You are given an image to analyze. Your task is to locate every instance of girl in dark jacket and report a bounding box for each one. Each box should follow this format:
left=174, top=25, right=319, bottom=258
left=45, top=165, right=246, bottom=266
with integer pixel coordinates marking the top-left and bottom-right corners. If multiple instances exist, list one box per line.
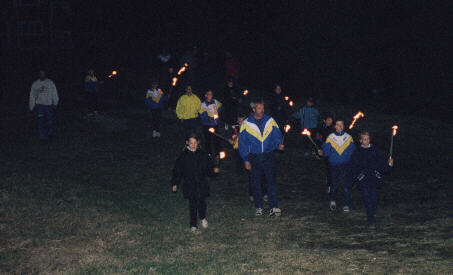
left=172, top=134, right=219, bottom=233
left=348, top=131, right=394, bottom=225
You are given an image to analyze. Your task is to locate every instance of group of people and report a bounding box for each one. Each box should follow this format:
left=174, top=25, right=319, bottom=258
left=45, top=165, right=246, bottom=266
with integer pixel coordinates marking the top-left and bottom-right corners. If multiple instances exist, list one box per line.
left=28, top=67, right=395, bottom=234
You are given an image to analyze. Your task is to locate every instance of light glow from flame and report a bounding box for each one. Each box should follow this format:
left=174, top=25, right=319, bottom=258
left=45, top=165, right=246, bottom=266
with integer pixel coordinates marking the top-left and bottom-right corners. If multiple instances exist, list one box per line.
left=177, top=66, right=186, bottom=75
left=284, top=96, right=289, bottom=101
left=208, top=128, right=215, bottom=133
left=243, top=90, right=249, bottom=96
left=289, top=100, right=294, bottom=107
left=219, top=151, right=226, bottom=159
left=301, top=129, right=311, bottom=136
left=284, top=124, right=291, bottom=133
left=108, top=70, right=118, bottom=78
left=213, top=114, right=219, bottom=120
left=392, top=125, right=399, bottom=136
left=172, top=77, right=178, bottom=86
left=348, top=111, right=365, bottom=129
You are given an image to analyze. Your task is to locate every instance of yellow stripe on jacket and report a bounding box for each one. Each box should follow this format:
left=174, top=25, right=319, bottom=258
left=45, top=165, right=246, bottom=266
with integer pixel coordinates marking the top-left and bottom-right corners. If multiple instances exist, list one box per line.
left=325, top=136, right=353, bottom=155
left=176, top=94, right=201, bottom=120
left=240, top=118, right=279, bottom=142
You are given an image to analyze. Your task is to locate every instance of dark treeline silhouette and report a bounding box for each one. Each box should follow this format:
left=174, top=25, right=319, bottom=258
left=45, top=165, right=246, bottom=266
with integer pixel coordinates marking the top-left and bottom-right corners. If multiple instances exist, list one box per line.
left=1, top=1, right=451, bottom=121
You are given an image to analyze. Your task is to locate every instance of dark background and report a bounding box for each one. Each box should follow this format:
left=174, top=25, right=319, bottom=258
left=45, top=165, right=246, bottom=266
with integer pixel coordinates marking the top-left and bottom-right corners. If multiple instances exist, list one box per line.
left=1, top=1, right=452, bottom=120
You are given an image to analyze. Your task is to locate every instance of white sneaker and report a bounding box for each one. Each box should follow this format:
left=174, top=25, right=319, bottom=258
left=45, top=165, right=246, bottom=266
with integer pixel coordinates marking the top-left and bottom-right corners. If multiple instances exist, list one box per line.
left=152, top=130, right=157, bottom=138
left=225, top=124, right=229, bottom=131
left=269, top=208, right=281, bottom=217
left=330, top=201, right=336, bottom=211
left=255, top=208, right=263, bottom=216
left=249, top=196, right=254, bottom=202
left=263, top=195, right=268, bottom=202
left=190, top=227, right=198, bottom=233
left=343, top=206, right=350, bottom=213
left=327, top=186, right=330, bottom=193
left=156, top=131, right=161, bottom=137
left=201, top=219, right=208, bottom=229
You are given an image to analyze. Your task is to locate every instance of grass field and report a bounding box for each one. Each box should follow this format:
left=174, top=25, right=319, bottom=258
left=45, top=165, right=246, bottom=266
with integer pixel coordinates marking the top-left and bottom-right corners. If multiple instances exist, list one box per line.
left=1, top=104, right=452, bottom=274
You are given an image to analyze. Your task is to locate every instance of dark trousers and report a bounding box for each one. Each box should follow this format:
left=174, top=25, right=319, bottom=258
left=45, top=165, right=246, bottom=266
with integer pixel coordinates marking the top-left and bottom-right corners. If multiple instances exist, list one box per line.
left=329, top=164, right=351, bottom=207
left=188, top=196, right=207, bottom=227
left=36, top=105, right=54, bottom=140
left=202, top=125, right=220, bottom=156
left=324, top=159, right=331, bottom=187
left=249, top=152, right=278, bottom=209
left=248, top=172, right=267, bottom=197
left=85, top=92, right=99, bottom=113
left=150, top=108, right=162, bottom=131
left=183, top=118, right=199, bottom=140
left=362, top=184, right=378, bottom=224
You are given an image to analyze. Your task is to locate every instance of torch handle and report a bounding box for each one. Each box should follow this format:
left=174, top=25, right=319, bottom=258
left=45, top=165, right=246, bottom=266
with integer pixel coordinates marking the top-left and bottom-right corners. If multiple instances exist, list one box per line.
left=212, top=132, right=231, bottom=143
left=308, top=136, right=320, bottom=151
left=389, top=135, right=394, bottom=158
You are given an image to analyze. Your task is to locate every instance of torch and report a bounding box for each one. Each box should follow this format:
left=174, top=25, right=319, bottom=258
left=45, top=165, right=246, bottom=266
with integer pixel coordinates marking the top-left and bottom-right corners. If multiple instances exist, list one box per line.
left=242, top=89, right=249, bottom=96
left=108, top=70, right=118, bottom=78
left=208, top=127, right=230, bottom=143
left=288, top=100, right=294, bottom=107
left=348, top=111, right=365, bottom=129
left=171, top=77, right=178, bottom=87
left=284, top=96, right=289, bottom=101
left=301, top=128, right=320, bottom=151
left=219, top=151, right=226, bottom=160
left=389, top=125, right=398, bottom=158
left=281, top=124, right=291, bottom=144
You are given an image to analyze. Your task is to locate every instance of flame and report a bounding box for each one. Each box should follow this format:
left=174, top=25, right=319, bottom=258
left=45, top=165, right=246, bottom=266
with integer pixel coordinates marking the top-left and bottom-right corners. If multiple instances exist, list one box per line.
left=284, top=124, right=291, bottom=133
left=172, top=77, right=178, bottom=86
left=108, top=70, right=118, bottom=78
left=243, top=90, right=249, bottom=96
left=392, top=125, right=399, bottom=136
left=177, top=66, right=186, bottom=75
left=213, top=114, right=219, bottom=120
left=289, top=100, right=294, bottom=107
left=208, top=128, right=215, bottom=133
left=219, top=151, right=226, bottom=159
left=284, top=96, right=289, bottom=101
left=301, top=128, right=311, bottom=136
left=348, top=111, right=365, bottom=129
left=184, top=63, right=188, bottom=67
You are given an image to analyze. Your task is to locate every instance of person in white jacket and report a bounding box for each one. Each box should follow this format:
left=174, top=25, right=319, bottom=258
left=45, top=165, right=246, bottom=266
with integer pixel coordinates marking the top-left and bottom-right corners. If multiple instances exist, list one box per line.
left=29, top=70, right=59, bottom=141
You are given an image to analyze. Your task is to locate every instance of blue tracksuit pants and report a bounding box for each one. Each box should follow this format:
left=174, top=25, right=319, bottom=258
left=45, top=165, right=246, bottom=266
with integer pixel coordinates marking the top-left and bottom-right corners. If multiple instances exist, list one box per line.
left=36, top=105, right=54, bottom=140
left=249, top=152, right=278, bottom=209
left=329, top=164, right=351, bottom=207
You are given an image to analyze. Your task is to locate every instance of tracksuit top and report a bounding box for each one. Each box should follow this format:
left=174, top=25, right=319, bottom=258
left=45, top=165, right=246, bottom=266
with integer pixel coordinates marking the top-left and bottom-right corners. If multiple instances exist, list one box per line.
left=199, top=99, right=223, bottom=126
left=321, top=131, right=355, bottom=166
left=176, top=94, right=202, bottom=120
left=349, top=145, right=392, bottom=186
left=294, top=106, right=320, bottom=129
left=29, top=78, right=59, bottom=110
left=145, top=88, right=168, bottom=110
left=238, top=114, right=282, bottom=161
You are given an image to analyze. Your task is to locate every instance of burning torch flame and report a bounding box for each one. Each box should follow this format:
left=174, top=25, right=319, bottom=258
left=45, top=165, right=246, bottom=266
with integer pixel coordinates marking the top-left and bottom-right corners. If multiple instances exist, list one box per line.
left=213, top=114, right=219, bottom=120
left=348, top=111, right=365, bottom=129
left=392, top=125, right=399, bottom=136
left=284, top=96, right=289, bottom=101
left=243, top=90, right=249, bottom=96
left=177, top=66, right=186, bottom=75
left=289, top=100, right=294, bottom=107
left=208, top=128, right=215, bottom=133
left=284, top=124, right=291, bottom=133
left=219, top=151, right=226, bottom=159
left=301, top=129, right=311, bottom=136
left=108, top=70, right=118, bottom=78
left=172, top=77, right=178, bottom=87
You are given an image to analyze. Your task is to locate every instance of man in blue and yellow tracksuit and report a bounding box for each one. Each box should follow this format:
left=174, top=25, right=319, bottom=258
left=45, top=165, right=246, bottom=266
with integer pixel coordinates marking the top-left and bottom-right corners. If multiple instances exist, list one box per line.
left=239, top=101, right=284, bottom=217
left=318, top=119, right=355, bottom=212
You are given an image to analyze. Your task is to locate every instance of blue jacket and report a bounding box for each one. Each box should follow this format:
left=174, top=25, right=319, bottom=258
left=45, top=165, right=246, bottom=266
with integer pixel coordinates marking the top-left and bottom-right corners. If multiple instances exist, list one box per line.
left=348, top=145, right=392, bottom=187
left=238, top=114, right=282, bottom=161
left=145, top=88, right=168, bottom=110
left=294, top=106, right=320, bottom=129
left=199, top=99, right=223, bottom=126
left=321, top=131, right=355, bottom=166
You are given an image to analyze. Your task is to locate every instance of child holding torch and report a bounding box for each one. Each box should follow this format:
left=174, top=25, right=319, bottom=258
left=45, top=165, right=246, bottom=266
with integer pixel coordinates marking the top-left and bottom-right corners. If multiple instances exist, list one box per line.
left=318, top=119, right=355, bottom=212
left=293, top=97, right=320, bottom=156
left=172, top=134, right=219, bottom=233
left=348, top=131, right=394, bottom=226
left=200, top=90, right=223, bottom=161
left=145, top=80, right=168, bottom=138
